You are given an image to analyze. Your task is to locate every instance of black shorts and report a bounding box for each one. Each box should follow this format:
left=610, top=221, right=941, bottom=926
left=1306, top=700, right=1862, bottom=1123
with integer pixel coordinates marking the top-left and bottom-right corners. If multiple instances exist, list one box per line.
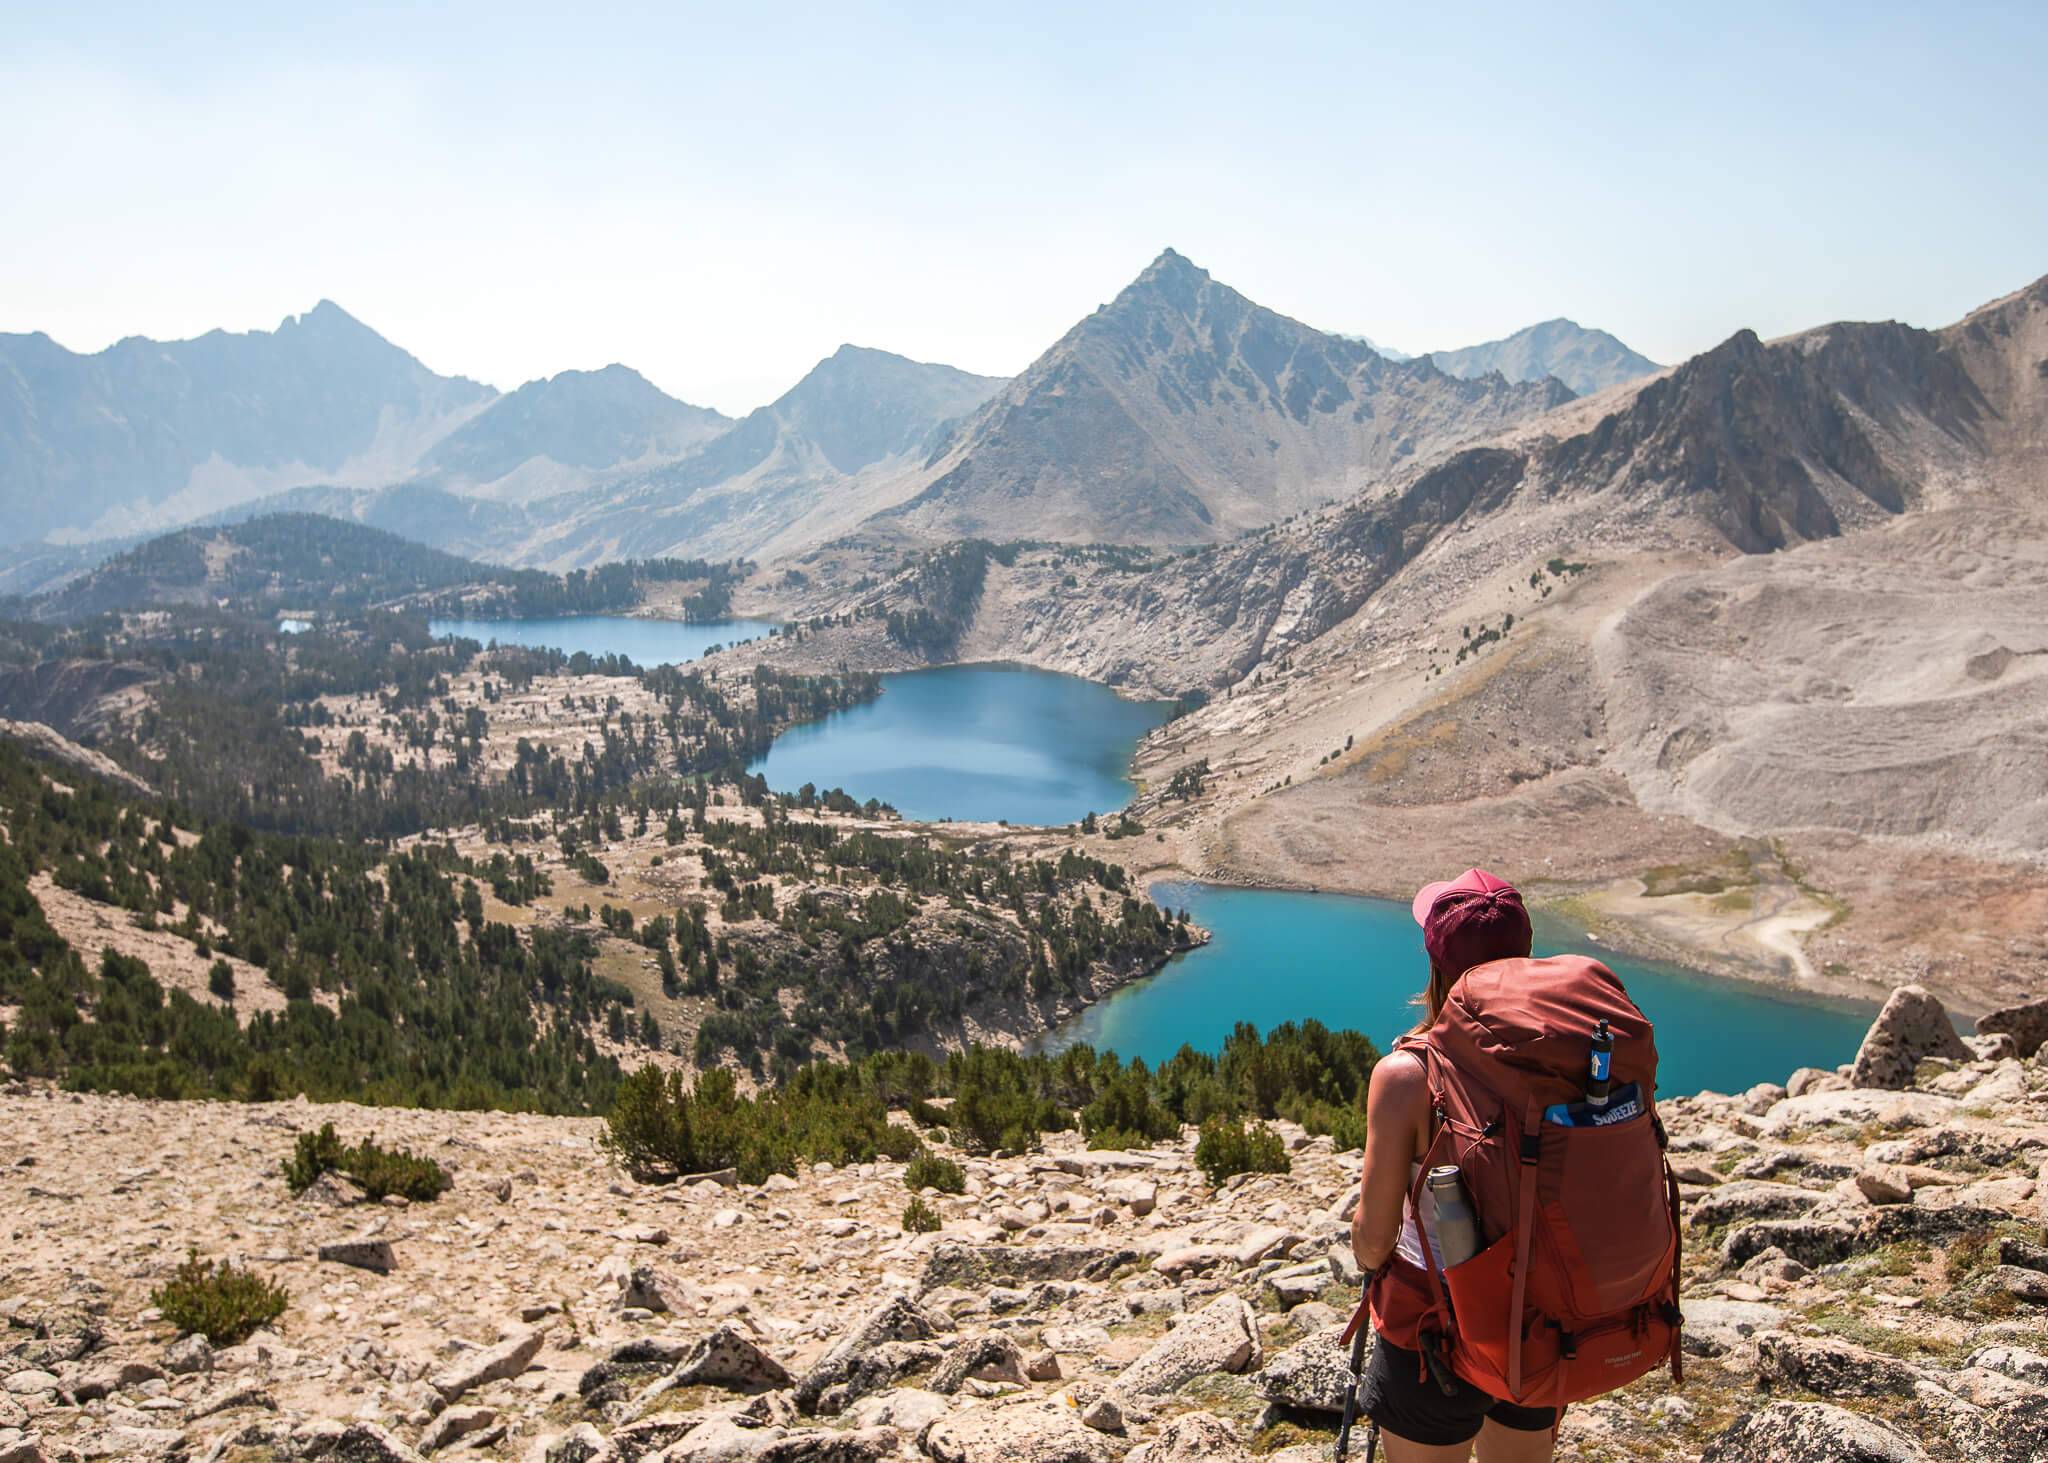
left=1358, top=1339, right=1558, bottom=1447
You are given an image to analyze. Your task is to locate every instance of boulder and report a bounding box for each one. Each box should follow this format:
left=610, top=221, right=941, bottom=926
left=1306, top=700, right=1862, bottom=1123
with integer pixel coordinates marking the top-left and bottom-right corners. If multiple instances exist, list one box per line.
left=300, top=1172, right=369, bottom=1207
left=318, top=1238, right=397, bottom=1274
left=925, top=1400, right=1116, bottom=1463
left=428, top=1327, right=545, bottom=1404
left=660, top=1414, right=784, bottom=1463
left=920, top=1244, right=1133, bottom=1292
left=1078, top=1395, right=1122, bottom=1433
left=1111, top=1294, right=1261, bottom=1398
left=929, top=1335, right=1026, bottom=1393
left=755, top=1428, right=899, bottom=1463
left=820, top=1342, right=945, bottom=1415
left=793, top=1296, right=938, bottom=1413
left=1991, top=1265, right=2048, bottom=1304
left=418, top=1406, right=496, bottom=1454
left=305, top=1423, right=429, bottom=1463
left=1755, top=1334, right=1923, bottom=1398
left=1126, top=1412, right=1251, bottom=1463
left=1966, top=1344, right=2048, bottom=1386
left=1722, top=1219, right=1862, bottom=1269
left=1760, top=1090, right=1956, bottom=1137
left=544, top=1424, right=615, bottom=1463
left=1849, top=986, right=1970, bottom=1089
left=1977, top=998, right=2048, bottom=1059
left=847, top=1387, right=951, bottom=1438
left=1687, top=1181, right=1825, bottom=1229
left=1679, top=1298, right=1785, bottom=1358
left=164, top=1334, right=214, bottom=1375
left=617, top=1266, right=700, bottom=1315
left=1229, top=1227, right=1300, bottom=1266
left=1103, top=1179, right=1157, bottom=1216
left=1854, top=1166, right=1914, bottom=1206
left=1254, top=1326, right=1356, bottom=1413
left=1151, top=1247, right=1227, bottom=1279
left=1701, top=1401, right=1929, bottom=1462
left=672, top=1325, right=794, bottom=1393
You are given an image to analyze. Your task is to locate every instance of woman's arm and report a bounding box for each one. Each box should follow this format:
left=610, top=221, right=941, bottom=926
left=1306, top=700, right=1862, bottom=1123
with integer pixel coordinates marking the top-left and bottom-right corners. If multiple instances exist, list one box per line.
left=1352, top=1051, right=1427, bottom=1273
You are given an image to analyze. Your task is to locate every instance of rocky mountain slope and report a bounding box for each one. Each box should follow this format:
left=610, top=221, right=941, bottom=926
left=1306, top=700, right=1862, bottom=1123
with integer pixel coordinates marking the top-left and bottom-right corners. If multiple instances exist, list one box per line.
left=510, top=348, right=1008, bottom=568
left=880, top=251, right=1572, bottom=546
left=0, top=303, right=494, bottom=547
left=1430, top=318, right=1662, bottom=397
left=421, top=367, right=732, bottom=501
left=7, top=984, right=2048, bottom=1463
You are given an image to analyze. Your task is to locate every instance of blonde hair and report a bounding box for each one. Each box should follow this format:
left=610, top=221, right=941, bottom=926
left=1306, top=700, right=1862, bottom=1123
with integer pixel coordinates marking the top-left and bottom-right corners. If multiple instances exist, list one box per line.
left=1407, top=961, right=1459, bottom=1037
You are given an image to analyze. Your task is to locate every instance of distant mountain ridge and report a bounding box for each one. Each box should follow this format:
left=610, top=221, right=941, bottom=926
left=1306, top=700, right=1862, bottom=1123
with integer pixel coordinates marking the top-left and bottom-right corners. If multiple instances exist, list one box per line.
left=1431, top=318, right=1661, bottom=396
left=423, top=363, right=731, bottom=498
left=0, top=301, right=494, bottom=545
left=883, top=249, right=1573, bottom=545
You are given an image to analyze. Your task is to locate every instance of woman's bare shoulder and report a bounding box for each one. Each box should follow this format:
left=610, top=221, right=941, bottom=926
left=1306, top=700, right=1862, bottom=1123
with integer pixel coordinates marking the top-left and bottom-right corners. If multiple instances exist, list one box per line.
left=1367, top=1047, right=1428, bottom=1115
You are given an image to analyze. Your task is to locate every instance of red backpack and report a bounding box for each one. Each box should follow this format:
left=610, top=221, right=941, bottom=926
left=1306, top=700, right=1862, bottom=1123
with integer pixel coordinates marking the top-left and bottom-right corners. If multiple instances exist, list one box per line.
left=1350, top=954, right=1684, bottom=1408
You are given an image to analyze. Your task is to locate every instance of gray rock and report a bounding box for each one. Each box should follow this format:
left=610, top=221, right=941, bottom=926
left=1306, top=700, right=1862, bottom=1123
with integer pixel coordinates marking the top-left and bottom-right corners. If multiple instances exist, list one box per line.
left=672, top=1325, right=794, bottom=1393
left=617, top=1266, right=700, bottom=1315
left=0, top=1375, right=55, bottom=1398
left=920, top=1244, right=1134, bottom=1292
left=1850, top=985, right=1970, bottom=1089
left=1129, top=1412, right=1251, bottom=1463
left=1111, top=1294, right=1261, bottom=1398
left=418, top=1406, right=496, bottom=1454
left=164, top=1334, right=214, bottom=1375
left=661, top=1414, right=784, bottom=1463
left=847, top=1387, right=951, bottom=1439
left=1991, top=1265, right=2048, bottom=1304
left=1722, top=1219, right=1862, bottom=1269
left=1701, top=1401, right=1928, bottom=1462
left=318, top=1239, right=397, bottom=1274
left=1977, top=998, right=2048, bottom=1058
left=1679, top=1298, right=1785, bottom=1358
left=1755, top=1334, right=1923, bottom=1398
left=1254, top=1326, right=1356, bottom=1413
left=428, top=1327, right=544, bottom=1404
left=301, top=1172, right=369, bottom=1207
left=1687, top=1181, right=1825, bottom=1229
left=1078, top=1395, right=1122, bottom=1433
left=793, top=1297, right=940, bottom=1413
left=925, top=1399, right=1116, bottom=1463
left=1967, top=1344, right=2048, bottom=1386
left=755, top=1426, right=898, bottom=1463
left=191, top=1378, right=277, bottom=1418
left=304, top=1422, right=429, bottom=1463
left=544, top=1423, right=615, bottom=1463
left=929, top=1335, right=1025, bottom=1394
left=610, top=1411, right=722, bottom=1462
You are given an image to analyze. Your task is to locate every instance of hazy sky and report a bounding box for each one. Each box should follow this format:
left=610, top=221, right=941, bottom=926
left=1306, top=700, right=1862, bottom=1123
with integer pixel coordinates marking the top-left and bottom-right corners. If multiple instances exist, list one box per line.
left=4, top=3, right=2043, bottom=415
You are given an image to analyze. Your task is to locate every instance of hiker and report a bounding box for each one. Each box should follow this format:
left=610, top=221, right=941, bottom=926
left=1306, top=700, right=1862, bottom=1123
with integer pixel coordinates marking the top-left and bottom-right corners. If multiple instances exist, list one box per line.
left=1343, top=870, right=1683, bottom=1463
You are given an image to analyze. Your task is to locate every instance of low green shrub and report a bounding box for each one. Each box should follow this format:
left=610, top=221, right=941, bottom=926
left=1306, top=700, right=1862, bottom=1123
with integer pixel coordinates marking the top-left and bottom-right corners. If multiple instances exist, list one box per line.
left=282, top=1123, right=450, bottom=1201
left=151, top=1252, right=288, bottom=1344
left=604, top=1064, right=919, bottom=1183
left=903, top=1196, right=943, bottom=1233
left=1195, top=1114, right=1290, bottom=1185
left=904, top=1150, right=967, bottom=1194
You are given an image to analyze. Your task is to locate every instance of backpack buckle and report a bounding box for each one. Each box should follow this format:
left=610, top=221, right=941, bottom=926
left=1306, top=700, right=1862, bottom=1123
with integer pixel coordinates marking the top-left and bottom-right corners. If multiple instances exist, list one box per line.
left=1519, top=1133, right=1540, bottom=1163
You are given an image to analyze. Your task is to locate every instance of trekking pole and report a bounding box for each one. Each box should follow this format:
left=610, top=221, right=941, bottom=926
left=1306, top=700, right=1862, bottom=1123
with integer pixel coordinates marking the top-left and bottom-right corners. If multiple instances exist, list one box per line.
left=1334, top=1278, right=1373, bottom=1461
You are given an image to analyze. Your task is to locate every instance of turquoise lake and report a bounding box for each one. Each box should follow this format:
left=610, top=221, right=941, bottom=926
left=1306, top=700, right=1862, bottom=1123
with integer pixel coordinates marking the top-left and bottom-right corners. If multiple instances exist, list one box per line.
left=426, top=617, right=1871, bottom=1095
left=1045, top=882, right=1875, bottom=1097
left=429, top=614, right=775, bottom=665
left=748, top=663, right=1174, bottom=826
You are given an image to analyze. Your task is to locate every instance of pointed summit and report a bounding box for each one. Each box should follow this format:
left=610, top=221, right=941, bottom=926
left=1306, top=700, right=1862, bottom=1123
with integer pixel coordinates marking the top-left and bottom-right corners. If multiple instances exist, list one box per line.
left=884, top=254, right=1568, bottom=545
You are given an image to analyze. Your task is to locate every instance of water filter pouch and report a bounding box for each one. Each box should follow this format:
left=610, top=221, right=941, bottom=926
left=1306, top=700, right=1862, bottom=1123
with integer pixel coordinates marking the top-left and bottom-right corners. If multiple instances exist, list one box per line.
left=1542, top=1082, right=1643, bottom=1129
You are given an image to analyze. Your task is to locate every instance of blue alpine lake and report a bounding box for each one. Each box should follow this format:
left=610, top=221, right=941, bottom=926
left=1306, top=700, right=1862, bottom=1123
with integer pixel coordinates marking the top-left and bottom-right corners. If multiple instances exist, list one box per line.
left=1045, top=883, right=1875, bottom=1098
left=429, top=614, right=775, bottom=666
left=748, top=663, right=1175, bottom=826
left=424, top=615, right=1868, bottom=1095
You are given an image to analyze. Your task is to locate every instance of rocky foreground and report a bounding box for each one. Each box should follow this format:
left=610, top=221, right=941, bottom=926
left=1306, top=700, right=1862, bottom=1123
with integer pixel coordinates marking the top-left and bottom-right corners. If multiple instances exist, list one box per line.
left=9, top=986, right=2048, bottom=1463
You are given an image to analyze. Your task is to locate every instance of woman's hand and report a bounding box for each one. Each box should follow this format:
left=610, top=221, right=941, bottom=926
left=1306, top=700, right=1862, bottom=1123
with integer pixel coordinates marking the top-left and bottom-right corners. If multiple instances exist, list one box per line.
left=1352, top=1050, right=1429, bottom=1273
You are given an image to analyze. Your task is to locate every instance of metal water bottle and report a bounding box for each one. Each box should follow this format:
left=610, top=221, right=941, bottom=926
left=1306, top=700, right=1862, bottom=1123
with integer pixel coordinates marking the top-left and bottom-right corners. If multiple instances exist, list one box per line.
left=1587, top=1018, right=1614, bottom=1108
left=1426, top=1164, right=1478, bottom=1270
